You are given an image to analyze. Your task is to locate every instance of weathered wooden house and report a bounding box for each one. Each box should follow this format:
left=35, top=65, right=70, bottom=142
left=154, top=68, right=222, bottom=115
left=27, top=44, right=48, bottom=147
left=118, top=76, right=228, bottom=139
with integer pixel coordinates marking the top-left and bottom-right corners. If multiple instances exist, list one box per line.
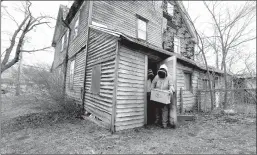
left=51, top=1, right=227, bottom=132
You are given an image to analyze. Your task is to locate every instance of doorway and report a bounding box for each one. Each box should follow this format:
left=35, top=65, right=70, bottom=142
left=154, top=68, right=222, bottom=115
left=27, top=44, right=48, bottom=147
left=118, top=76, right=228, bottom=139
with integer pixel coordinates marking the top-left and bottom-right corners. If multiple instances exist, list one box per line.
left=146, top=56, right=177, bottom=125
left=147, top=59, right=158, bottom=124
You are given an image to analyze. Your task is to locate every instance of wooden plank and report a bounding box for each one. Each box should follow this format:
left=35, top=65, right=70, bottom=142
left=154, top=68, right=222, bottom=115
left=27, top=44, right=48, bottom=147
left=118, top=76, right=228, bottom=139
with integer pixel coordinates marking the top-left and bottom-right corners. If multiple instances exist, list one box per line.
left=180, top=88, right=183, bottom=114
left=119, top=59, right=145, bottom=70
left=117, top=95, right=144, bottom=100
left=118, top=78, right=145, bottom=85
left=116, top=107, right=144, bottom=113
left=119, top=54, right=145, bottom=66
left=118, top=73, right=144, bottom=81
left=116, top=104, right=144, bottom=109
left=117, top=83, right=144, bottom=88
left=111, top=41, right=119, bottom=133
left=85, top=93, right=113, bottom=103
left=118, top=69, right=144, bottom=77
left=144, top=55, right=148, bottom=125
left=117, top=91, right=144, bottom=96
left=116, top=115, right=144, bottom=122
left=120, top=46, right=145, bottom=59
left=117, top=87, right=144, bottom=92
left=118, top=64, right=145, bottom=74
left=116, top=111, right=144, bottom=118
left=115, top=118, right=144, bottom=126
left=84, top=98, right=112, bottom=114
left=119, top=50, right=145, bottom=63
left=116, top=99, right=144, bottom=104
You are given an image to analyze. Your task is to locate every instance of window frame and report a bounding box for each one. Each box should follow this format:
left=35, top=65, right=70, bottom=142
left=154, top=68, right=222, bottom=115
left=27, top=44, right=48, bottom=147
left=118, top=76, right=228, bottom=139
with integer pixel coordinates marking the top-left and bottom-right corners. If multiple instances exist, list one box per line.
left=184, top=71, right=192, bottom=92
left=73, top=11, right=80, bottom=40
left=69, top=59, right=75, bottom=90
left=66, top=30, right=69, bottom=47
left=136, top=15, right=148, bottom=41
left=174, top=36, right=181, bottom=54
left=61, top=34, right=65, bottom=52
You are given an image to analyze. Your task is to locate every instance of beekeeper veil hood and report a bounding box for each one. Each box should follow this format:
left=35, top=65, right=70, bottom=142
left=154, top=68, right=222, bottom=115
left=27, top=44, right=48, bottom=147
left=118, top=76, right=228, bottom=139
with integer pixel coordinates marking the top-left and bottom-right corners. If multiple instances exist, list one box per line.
left=158, top=64, right=168, bottom=78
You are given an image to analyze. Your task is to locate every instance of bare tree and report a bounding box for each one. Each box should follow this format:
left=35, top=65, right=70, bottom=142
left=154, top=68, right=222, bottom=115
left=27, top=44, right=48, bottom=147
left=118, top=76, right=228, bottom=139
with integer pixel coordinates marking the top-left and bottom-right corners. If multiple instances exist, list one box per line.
left=203, top=1, right=256, bottom=109
left=1, top=1, right=54, bottom=74
left=179, top=2, right=215, bottom=110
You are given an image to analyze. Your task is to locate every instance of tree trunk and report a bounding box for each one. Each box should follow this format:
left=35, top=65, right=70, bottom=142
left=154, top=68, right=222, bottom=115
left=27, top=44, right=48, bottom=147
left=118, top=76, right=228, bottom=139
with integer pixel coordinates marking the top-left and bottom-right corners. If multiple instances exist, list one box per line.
left=222, top=55, right=228, bottom=109
left=15, top=52, right=22, bottom=96
left=202, top=50, right=214, bottom=110
left=216, top=51, right=219, bottom=69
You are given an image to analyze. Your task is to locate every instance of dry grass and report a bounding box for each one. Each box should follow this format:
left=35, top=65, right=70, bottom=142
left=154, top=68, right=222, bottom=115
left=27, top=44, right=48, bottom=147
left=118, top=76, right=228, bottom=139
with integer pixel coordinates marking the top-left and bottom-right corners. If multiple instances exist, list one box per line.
left=1, top=91, right=256, bottom=154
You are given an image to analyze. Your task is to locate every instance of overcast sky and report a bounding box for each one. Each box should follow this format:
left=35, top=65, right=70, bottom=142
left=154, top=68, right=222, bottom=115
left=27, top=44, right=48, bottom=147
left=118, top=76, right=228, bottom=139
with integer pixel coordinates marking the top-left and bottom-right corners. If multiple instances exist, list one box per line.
left=1, top=1, right=256, bottom=73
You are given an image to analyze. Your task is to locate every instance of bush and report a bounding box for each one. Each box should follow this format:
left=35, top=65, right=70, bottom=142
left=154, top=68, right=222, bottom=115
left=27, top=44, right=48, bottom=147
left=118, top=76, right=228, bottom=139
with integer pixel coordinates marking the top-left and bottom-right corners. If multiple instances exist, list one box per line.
left=22, top=66, right=80, bottom=113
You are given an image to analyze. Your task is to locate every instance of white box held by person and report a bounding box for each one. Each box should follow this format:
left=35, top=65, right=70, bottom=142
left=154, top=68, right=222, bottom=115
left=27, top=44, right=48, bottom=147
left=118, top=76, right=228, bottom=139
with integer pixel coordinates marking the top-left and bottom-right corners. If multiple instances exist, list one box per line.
left=150, top=89, right=171, bottom=104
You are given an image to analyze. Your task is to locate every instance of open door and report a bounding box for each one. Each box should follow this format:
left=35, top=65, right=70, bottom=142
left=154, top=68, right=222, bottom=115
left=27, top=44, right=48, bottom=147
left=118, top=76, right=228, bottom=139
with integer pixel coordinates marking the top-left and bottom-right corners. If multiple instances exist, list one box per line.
left=157, top=56, right=177, bottom=124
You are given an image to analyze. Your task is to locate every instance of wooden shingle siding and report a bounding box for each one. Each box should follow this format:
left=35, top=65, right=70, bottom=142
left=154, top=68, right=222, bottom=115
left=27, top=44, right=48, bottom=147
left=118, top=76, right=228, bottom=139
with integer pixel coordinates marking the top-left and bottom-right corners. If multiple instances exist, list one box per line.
left=115, top=44, right=146, bottom=131
left=84, top=29, right=117, bottom=126
left=92, top=1, right=163, bottom=48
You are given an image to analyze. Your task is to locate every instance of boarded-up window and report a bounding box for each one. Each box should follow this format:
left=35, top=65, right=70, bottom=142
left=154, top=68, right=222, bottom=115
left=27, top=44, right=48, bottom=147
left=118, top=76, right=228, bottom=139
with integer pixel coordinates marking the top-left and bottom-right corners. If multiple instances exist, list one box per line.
left=69, top=60, right=75, bottom=89
left=174, top=36, right=180, bottom=54
left=184, top=72, right=192, bottom=91
left=137, top=18, right=147, bottom=40
left=90, top=64, right=101, bottom=94
left=167, top=3, right=174, bottom=16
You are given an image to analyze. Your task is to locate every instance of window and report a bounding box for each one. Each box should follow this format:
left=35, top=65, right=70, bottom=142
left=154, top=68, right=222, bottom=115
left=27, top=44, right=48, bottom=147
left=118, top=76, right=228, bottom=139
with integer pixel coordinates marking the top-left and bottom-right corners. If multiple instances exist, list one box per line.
left=69, top=60, right=75, bottom=89
left=137, top=18, right=147, bottom=40
left=66, top=30, right=69, bottom=47
left=61, top=35, right=65, bottom=52
left=202, top=79, right=208, bottom=90
left=184, top=72, right=192, bottom=91
left=92, top=21, right=107, bottom=28
left=174, top=36, right=180, bottom=54
left=73, top=14, right=80, bottom=39
left=90, top=64, right=101, bottom=94
left=167, top=3, right=174, bottom=16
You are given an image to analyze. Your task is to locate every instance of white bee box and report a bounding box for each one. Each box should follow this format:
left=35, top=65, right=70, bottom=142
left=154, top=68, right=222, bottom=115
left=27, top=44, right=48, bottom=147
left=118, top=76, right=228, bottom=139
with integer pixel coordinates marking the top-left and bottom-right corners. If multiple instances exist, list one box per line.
left=150, top=89, right=171, bottom=104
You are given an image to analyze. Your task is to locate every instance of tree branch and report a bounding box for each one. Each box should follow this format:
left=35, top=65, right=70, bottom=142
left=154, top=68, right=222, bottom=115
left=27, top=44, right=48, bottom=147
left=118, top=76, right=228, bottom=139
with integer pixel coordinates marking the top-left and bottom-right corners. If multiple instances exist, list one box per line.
left=20, top=46, right=52, bottom=53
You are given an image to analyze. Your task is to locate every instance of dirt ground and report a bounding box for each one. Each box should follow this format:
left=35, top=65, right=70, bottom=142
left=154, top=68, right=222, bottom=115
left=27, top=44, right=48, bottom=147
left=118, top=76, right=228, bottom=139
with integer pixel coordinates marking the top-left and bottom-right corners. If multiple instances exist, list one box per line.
left=1, top=92, right=256, bottom=154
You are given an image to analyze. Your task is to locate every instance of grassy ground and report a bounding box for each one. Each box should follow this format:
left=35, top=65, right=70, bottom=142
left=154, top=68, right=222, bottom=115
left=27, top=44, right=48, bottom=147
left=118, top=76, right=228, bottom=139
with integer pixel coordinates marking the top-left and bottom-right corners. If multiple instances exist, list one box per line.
left=1, top=91, right=256, bottom=154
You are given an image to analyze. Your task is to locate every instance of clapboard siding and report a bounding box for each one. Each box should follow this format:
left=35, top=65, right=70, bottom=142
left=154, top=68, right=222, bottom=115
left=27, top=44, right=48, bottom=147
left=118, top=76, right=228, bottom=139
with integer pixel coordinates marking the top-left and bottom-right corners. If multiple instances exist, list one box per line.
left=52, top=1, right=89, bottom=70
left=176, top=62, right=200, bottom=110
left=68, top=1, right=89, bottom=59
left=115, top=44, right=146, bottom=131
left=92, top=1, right=163, bottom=48
left=65, top=50, right=86, bottom=102
left=84, top=29, right=117, bottom=126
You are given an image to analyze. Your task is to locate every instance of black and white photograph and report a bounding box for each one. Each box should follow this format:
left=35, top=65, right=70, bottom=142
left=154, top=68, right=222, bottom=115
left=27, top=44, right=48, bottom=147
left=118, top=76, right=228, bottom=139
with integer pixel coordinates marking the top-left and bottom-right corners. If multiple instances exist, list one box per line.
left=1, top=0, right=256, bottom=154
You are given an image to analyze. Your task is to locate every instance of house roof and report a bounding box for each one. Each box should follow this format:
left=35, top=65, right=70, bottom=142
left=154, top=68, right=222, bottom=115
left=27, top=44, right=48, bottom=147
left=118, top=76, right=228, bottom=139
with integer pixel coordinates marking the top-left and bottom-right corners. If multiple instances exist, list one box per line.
left=89, top=25, right=228, bottom=75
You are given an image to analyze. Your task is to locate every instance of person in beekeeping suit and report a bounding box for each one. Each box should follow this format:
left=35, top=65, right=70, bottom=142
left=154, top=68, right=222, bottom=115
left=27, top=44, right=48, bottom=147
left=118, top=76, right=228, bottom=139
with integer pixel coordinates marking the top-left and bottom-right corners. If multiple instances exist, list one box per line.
left=151, top=64, right=176, bottom=128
